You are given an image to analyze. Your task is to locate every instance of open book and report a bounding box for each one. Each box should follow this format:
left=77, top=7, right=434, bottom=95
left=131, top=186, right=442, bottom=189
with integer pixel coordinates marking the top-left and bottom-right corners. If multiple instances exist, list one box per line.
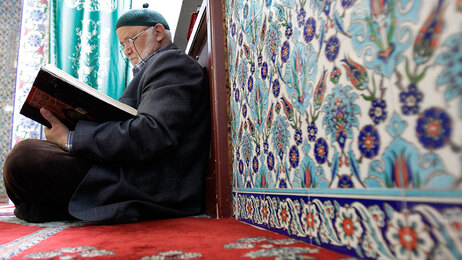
left=20, top=64, right=137, bottom=130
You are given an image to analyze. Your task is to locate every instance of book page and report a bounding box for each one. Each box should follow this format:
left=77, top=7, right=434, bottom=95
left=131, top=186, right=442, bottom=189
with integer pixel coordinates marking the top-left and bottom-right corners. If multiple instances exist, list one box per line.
left=43, top=64, right=137, bottom=116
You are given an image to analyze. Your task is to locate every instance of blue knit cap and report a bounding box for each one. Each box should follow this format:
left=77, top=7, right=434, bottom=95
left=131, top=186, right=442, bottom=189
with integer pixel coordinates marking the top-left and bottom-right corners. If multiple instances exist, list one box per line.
left=116, top=4, right=170, bottom=30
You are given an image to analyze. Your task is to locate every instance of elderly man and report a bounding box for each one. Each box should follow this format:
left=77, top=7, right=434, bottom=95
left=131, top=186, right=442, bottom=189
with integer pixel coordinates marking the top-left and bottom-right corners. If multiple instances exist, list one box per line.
left=3, top=7, right=210, bottom=223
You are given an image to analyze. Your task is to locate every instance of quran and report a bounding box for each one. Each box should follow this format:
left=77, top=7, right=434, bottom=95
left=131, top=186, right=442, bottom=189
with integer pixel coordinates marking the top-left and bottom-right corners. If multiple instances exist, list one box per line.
left=20, top=64, right=136, bottom=129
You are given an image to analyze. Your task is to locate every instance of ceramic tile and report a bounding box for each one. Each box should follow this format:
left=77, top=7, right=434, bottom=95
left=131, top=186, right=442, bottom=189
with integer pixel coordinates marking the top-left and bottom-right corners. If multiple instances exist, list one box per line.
left=227, top=0, right=462, bottom=256
left=0, top=0, right=22, bottom=200
left=234, top=192, right=462, bottom=258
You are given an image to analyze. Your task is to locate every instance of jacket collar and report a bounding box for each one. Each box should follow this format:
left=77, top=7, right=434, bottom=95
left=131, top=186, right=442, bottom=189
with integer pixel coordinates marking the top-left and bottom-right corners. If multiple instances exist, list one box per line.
left=132, top=44, right=177, bottom=76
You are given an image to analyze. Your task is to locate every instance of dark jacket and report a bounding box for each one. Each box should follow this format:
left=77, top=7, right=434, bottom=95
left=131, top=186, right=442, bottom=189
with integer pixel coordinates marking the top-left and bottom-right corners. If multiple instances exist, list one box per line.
left=68, top=44, right=210, bottom=222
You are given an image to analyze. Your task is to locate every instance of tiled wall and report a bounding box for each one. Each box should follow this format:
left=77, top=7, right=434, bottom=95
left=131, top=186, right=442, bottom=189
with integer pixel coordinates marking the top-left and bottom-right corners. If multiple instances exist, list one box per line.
left=225, top=0, right=462, bottom=258
left=0, top=0, right=22, bottom=203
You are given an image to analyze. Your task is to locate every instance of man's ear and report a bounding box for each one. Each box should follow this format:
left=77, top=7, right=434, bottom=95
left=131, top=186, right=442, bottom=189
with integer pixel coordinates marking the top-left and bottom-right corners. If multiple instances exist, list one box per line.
left=153, top=24, right=165, bottom=41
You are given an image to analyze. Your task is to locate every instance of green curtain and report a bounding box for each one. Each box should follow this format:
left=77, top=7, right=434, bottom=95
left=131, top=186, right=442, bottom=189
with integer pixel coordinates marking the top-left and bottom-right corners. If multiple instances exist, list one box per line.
left=49, top=0, right=132, bottom=99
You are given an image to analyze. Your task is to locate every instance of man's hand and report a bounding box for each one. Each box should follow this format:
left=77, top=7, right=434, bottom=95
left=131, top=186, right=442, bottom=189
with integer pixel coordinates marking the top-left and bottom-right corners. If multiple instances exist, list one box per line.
left=40, top=108, right=69, bottom=149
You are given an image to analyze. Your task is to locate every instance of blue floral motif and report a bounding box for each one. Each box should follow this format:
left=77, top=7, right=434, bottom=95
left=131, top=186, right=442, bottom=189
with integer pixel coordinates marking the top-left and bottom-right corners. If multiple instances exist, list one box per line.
left=416, top=107, right=452, bottom=150
left=281, top=41, right=290, bottom=63
left=248, top=75, right=254, bottom=92
left=297, top=7, right=306, bottom=27
left=358, top=124, right=380, bottom=159
left=26, top=33, right=42, bottom=49
left=285, top=23, right=293, bottom=39
left=242, top=104, right=247, bottom=118
left=255, top=143, right=261, bottom=156
left=289, top=145, right=300, bottom=168
left=243, top=2, right=249, bottom=19
left=314, top=137, right=329, bottom=164
left=399, top=84, right=423, bottom=115
left=294, top=128, right=303, bottom=146
left=234, top=88, right=240, bottom=102
left=271, top=115, right=290, bottom=161
left=267, top=151, right=275, bottom=171
left=325, top=35, right=340, bottom=62
left=261, top=62, right=268, bottom=80
left=303, top=17, right=316, bottom=43
left=258, top=53, right=263, bottom=67
left=272, top=79, right=280, bottom=98
left=29, top=9, right=45, bottom=23
left=263, top=139, right=269, bottom=154
left=252, top=156, right=259, bottom=173
left=322, top=85, right=360, bottom=144
left=368, top=98, right=387, bottom=125
left=231, top=23, right=236, bottom=37
left=307, top=121, right=318, bottom=142
left=250, top=62, right=255, bottom=75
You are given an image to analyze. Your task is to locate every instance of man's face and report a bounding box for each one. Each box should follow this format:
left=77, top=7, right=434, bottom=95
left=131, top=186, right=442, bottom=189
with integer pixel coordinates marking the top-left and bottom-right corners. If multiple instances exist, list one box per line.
left=116, top=25, right=159, bottom=66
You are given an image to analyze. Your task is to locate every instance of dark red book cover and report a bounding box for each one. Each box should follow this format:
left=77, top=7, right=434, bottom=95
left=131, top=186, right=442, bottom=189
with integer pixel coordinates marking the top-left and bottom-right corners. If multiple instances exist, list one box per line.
left=20, top=65, right=137, bottom=130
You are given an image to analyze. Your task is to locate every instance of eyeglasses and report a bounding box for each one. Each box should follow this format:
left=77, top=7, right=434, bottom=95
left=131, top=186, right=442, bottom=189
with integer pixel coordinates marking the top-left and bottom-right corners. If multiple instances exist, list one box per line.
left=118, top=27, right=151, bottom=56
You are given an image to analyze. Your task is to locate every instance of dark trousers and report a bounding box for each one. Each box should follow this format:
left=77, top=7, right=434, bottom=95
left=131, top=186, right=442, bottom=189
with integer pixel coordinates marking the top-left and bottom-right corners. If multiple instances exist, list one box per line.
left=2, top=139, right=92, bottom=222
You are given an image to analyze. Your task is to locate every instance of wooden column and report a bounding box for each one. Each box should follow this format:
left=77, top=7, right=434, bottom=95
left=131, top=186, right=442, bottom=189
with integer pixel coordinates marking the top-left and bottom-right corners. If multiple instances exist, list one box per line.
left=186, top=0, right=231, bottom=218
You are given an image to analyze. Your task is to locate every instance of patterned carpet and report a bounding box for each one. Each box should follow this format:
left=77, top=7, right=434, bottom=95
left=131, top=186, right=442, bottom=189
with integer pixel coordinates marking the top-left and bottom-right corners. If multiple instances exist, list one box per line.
left=0, top=204, right=352, bottom=259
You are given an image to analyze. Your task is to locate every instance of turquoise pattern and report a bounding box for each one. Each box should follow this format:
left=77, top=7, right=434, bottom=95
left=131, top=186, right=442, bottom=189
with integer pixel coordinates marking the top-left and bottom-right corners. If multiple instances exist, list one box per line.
left=49, top=0, right=131, bottom=99
left=226, top=0, right=462, bottom=258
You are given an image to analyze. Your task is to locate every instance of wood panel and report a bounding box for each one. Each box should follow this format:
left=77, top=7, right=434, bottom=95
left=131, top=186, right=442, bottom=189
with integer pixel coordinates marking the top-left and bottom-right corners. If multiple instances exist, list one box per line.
left=186, top=0, right=231, bottom=218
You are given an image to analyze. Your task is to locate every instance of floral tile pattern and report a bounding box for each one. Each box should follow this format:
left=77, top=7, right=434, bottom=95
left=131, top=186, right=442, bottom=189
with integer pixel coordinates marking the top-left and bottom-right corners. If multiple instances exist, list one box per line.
left=234, top=191, right=462, bottom=258
left=0, top=0, right=23, bottom=202
left=225, top=0, right=462, bottom=258
left=226, top=0, right=462, bottom=191
left=10, top=0, right=48, bottom=147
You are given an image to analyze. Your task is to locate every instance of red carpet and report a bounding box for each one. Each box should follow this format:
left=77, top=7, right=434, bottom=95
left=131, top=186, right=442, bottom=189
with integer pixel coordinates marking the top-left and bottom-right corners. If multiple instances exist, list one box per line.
left=0, top=205, right=350, bottom=259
